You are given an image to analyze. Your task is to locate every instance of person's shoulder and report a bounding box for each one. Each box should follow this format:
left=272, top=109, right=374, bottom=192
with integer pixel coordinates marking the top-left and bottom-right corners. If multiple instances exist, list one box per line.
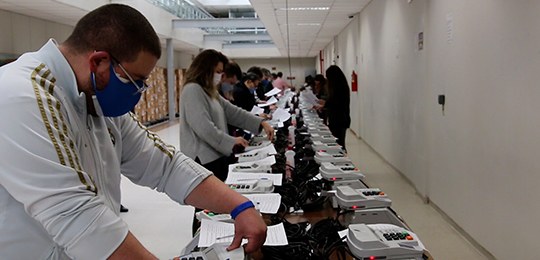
left=182, top=82, right=205, bottom=96
left=0, top=56, right=47, bottom=100
left=183, top=82, right=201, bottom=90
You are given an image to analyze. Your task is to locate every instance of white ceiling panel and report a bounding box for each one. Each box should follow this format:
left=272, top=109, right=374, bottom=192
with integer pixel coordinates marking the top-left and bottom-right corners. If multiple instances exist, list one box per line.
left=0, top=0, right=372, bottom=58
left=250, top=0, right=370, bottom=57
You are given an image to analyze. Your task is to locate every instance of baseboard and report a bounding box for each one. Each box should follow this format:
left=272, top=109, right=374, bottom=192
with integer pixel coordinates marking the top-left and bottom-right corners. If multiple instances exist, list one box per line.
left=349, top=130, right=495, bottom=259
left=428, top=201, right=496, bottom=259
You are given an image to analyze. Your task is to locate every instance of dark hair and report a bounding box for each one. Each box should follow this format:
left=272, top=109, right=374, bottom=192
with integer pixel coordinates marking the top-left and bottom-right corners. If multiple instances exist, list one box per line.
left=224, top=61, right=242, bottom=81
left=304, top=75, right=314, bottom=87
left=271, top=73, right=277, bottom=79
left=314, top=74, right=326, bottom=83
left=261, top=68, right=271, bottom=78
left=325, top=65, right=349, bottom=100
left=247, top=66, right=263, bottom=79
left=242, top=72, right=261, bottom=83
left=277, top=72, right=283, bottom=77
left=64, top=4, right=161, bottom=62
left=184, top=49, right=229, bottom=99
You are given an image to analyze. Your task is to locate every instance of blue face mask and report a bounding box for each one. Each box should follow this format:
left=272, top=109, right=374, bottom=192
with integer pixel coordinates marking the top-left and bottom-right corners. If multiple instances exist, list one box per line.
left=220, top=82, right=234, bottom=93
left=91, top=64, right=142, bottom=117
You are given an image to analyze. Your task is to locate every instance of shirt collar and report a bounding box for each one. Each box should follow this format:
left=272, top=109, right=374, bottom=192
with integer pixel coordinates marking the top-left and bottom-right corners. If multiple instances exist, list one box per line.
left=36, top=39, right=87, bottom=115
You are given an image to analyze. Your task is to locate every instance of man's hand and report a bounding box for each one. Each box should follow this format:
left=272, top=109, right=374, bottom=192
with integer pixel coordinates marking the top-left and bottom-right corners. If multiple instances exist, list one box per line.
left=260, top=121, right=274, bottom=141
left=227, top=208, right=267, bottom=253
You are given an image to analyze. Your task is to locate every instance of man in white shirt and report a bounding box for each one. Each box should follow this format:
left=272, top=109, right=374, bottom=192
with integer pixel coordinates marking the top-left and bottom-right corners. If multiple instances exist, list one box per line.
left=0, top=4, right=266, bottom=259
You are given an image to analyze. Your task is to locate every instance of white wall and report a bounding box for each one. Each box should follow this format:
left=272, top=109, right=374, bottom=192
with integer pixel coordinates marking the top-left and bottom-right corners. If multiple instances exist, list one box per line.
left=323, top=0, right=540, bottom=259
left=325, top=0, right=429, bottom=194
left=0, top=9, right=73, bottom=54
left=234, top=58, right=316, bottom=88
left=426, top=1, right=540, bottom=259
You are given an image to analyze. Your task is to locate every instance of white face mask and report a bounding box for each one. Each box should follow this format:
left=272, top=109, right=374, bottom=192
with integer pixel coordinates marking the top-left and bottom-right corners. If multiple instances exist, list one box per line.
left=213, top=73, right=222, bottom=87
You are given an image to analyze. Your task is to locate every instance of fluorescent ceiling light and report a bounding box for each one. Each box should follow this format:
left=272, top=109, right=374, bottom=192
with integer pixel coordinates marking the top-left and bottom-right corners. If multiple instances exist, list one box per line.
left=197, top=0, right=251, bottom=5
left=279, top=7, right=329, bottom=11
left=297, top=23, right=321, bottom=26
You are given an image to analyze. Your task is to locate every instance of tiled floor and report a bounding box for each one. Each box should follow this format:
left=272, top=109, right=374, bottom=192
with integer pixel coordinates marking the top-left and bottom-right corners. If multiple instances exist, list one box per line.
left=120, top=120, right=491, bottom=259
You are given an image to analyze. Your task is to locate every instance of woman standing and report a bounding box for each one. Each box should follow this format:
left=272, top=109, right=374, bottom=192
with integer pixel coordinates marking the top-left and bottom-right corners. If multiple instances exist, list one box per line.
left=180, top=49, right=274, bottom=181
left=319, top=65, right=351, bottom=150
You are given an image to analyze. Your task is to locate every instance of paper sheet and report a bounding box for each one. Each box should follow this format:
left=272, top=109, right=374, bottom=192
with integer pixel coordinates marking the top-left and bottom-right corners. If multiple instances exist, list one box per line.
left=271, top=108, right=291, bottom=123
left=228, top=156, right=276, bottom=172
left=264, top=87, right=282, bottom=97
left=199, top=219, right=288, bottom=247
left=226, top=172, right=283, bottom=186
left=236, top=144, right=276, bottom=157
left=250, top=105, right=265, bottom=115
left=258, top=96, right=278, bottom=107
left=300, top=90, right=319, bottom=106
left=235, top=145, right=277, bottom=162
left=311, top=173, right=322, bottom=181
left=338, top=229, right=348, bottom=239
left=244, top=193, right=282, bottom=214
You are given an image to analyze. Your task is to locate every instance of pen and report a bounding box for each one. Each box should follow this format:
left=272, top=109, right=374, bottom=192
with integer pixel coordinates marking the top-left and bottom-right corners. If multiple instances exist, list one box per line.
left=236, top=178, right=269, bottom=181
left=215, top=234, right=235, bottom=240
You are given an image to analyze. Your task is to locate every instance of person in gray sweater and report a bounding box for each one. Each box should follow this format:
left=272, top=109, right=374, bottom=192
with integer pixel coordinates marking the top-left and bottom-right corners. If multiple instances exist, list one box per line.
left=180, top=49, right=274, bottom=181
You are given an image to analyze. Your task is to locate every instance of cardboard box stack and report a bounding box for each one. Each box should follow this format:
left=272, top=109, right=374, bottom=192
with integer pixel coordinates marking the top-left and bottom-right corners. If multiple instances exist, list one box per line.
left=134, top=66, right=166, bottom=125
left=175, top=68, right=186, bottom=116
left=133, top=67, right=185, bottom=126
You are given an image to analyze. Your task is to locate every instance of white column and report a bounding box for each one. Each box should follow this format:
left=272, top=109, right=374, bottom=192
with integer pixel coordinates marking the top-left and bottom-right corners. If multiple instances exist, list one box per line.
left=166, top=38, right=175, bottom=121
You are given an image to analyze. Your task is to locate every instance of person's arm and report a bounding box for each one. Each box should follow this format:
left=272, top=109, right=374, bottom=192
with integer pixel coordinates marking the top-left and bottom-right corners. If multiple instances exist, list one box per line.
left=180, top=84, right=237, bottom=155
left=220, top=96, right=264, bottom=133
left=115, top=115, right=266, bottom=253
left=0, top=75, right=130, bottom=259
left=108, top=232, right=157, bottom=259
left=185, top=176, right=267, bottom=253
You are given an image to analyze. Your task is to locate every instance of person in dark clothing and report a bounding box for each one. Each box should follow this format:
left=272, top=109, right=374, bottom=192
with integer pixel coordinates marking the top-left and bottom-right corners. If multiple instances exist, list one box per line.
left=219, top=61, right=242, bottom=101
left=246, top=66, right=266, bottom=102
left=261, top=68, right=273, bottom=95
left=232, top=72, right=261, bottom=112
left=314, top=74, right=327, bottom=99
left=314, top=74, right=328, bottom=123
left=316, top=65, right=351, bottom=150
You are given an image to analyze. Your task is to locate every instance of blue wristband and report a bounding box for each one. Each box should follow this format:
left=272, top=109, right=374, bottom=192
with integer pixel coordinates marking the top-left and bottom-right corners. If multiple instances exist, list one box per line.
left=230, top=201, right=255, bottom=219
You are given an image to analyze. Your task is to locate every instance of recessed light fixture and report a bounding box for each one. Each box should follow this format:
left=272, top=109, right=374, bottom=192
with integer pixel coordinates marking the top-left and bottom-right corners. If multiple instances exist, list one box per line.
left=297, top=23, right=321, bottom=26
left=280, top=7, right=330, bottom=11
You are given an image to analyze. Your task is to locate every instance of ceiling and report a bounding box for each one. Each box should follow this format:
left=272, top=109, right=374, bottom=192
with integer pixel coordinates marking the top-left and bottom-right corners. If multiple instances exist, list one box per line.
left=0, top=0, right=93, bottom=25
left=249, top=0, right=370, bottom=57
left=0, top=0, right=371, bottom=58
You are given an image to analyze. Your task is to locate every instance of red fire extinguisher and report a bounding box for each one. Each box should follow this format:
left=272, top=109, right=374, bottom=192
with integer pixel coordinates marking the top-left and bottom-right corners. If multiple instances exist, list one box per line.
left=351, top=70, right=358, bottom=92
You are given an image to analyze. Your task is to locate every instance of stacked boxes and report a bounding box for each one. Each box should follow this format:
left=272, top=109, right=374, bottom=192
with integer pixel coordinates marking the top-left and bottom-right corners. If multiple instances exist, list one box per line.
left=134, top=67, right=185, bottom=125
left=175, top=68, right=186, bottom=116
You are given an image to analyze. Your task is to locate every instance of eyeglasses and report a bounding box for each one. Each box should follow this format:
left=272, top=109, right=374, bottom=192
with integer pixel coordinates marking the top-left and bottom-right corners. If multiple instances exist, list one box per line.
left=111, top=57, right=150, bottom=94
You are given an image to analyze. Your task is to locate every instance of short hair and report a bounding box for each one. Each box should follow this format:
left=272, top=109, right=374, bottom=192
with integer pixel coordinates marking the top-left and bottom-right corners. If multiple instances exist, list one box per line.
left=277, top=72, right=283, bottom=77
left=64, top=4, right=161, bottom=62
left=184, top=49, right=229, bottom=99
left=314, top=74, right=326, bottom=85
left=261, top=68, right=271, bottom=77
left=242, top=72, right=261, bottom=83
left=247, top=66, right=263, bottom=79
left=224, top=61, right=242, bottom=80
